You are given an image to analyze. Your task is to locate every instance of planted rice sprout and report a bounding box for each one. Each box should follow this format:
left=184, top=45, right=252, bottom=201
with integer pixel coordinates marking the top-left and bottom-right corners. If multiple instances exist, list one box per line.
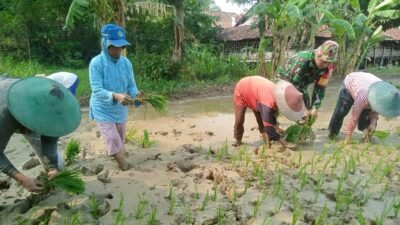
left=134, top=195, right=149, bottom=220
left=135, top=92, right=167, bottom=113
left=147, top=207, right=158, bottom=225
left=140, top=129, right=154, bottom=148
left=199, top=191, right=210, bottom=211
left=113, top=193, right=125, bottom=225
left=41, top=170, right=85, bottom=194
left=65, top=139, right=80, bottom=166
left=314, top=204, right=328, bottom=225
left=89, top=193, right=99, bottom=220
left=167, top=184, right=176, bottom=215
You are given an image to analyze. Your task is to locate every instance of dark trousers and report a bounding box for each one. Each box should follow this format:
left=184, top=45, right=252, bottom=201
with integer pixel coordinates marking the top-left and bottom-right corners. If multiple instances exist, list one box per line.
left=328, top=82, right=372, bottom=138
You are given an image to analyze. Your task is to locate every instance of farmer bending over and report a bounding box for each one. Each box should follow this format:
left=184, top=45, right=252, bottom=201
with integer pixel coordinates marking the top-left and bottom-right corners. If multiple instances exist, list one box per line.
left=89, top=24, right=140, bottom=170
left=233, top=76, right=305, bottom=149
left=328, top=72, right=400, bottom=144
left=277, top=40, right=339, bottom=121
left=0, top=77, right=81, bottom=192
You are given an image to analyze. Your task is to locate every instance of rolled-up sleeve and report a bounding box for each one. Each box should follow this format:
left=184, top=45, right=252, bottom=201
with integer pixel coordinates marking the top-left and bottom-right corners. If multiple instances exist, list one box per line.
left=89, top=60, right=114, bottom=104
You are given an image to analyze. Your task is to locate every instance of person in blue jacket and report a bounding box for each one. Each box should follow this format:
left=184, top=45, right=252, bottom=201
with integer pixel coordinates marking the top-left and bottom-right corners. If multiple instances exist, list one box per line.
left=89, top=24, right=139, bottom=171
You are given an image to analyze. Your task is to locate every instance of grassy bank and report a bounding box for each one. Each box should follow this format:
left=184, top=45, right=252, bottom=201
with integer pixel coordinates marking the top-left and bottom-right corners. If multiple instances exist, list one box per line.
left=0, top=56, right=247, bottom=102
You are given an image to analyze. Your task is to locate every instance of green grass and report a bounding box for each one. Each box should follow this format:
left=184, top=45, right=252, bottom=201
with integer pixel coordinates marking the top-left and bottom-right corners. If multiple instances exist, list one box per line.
left=368, top=66, right=400, bottom=76
left=0, top=56, right=241, bottom=103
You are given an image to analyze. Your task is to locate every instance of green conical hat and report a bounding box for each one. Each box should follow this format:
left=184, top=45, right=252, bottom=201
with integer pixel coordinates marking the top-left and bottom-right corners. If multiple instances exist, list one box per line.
left=7, top=77, right=81, bottom=137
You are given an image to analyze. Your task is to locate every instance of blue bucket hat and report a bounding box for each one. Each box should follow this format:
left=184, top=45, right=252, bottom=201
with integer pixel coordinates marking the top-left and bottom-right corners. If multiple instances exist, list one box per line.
left=101, top=24, right=131, bottom=47
left=368, top=81, right=400, bottom=118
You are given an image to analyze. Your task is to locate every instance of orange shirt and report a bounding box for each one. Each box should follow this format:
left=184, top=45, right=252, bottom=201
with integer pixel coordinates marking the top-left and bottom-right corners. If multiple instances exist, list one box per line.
left=234, top=76, right=278, bottom=127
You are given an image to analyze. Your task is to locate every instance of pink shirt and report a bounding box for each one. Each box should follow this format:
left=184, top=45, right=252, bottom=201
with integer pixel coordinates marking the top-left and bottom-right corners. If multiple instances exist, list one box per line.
left=344, top=72, right=381, bottom=135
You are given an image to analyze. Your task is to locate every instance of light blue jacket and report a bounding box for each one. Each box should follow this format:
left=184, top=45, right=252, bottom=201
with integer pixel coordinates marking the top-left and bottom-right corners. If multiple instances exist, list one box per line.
left=89, top=39, right=138, bottom=123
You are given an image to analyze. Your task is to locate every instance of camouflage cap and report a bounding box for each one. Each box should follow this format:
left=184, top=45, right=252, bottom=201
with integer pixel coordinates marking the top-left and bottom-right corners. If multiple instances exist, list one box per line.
left=316, top=40, right=339, bottom=63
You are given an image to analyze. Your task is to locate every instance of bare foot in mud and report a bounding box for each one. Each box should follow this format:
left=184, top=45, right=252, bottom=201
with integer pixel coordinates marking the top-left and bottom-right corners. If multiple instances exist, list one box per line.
left=232, top=141, right=242, bottom=147
left=114, top=151, right=131, bottom=171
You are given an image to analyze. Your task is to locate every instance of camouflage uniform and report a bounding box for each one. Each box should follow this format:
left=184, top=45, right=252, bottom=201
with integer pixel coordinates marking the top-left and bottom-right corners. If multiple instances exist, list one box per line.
left=277, top=40, right=338, bottom=110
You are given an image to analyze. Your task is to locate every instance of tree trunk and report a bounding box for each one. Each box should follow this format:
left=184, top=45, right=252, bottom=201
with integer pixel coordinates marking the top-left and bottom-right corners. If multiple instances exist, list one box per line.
left=113, top=0, right=126, bottom=28
left=171, top=2, right=184, bottom=62
left=258, top=16, right=267, bottom=77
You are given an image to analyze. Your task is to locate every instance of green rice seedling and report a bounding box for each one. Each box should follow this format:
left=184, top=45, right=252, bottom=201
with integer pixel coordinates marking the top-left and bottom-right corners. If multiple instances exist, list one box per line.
left=257, top=168, right=265, bottom=187
left=291, top=192, right=302, bottom=225
left=135, top=92, right=167, bottom=113
left=378, top=181, right=389, bottom=200
left=260, top=145, right=267, bottom=159
left=211, top=185, right=218, bottom=201
left=200, top=191, right=210, bottom=211
left=253, top=163, right=261, bottom=177
left=356, top=208, right=366, bottom=225
left=314, top=204, right=328, bottom=225
left=231, top=187, right=237, bottom=205
left=273, top=171, right=283, bottom=196
left=167, top=189, right=176, bottom=215
left=313, top=174, right=324, bottom=203
left=216, top=141, right=229, bottom=161
left=89, top=193, right=99, bottom=220
left=64, top=212, right=83, bottom=225
left=134, top=195, right=149, bottom=220
left=298, top=163, right=309, bottom=191
left=217, top=208, right=225, bottom=225
left=206, top=145, right=212, bottom=160
left=125, top=128, right=138, bottom=143
left=238, top=144, right=247, bottom=160
left=65, top=139, right=80, bottom=166
left=262, top=216, right=272, bottom=225
left=147, top=208, right=158, bottom=225
left=253, top=198, right=261, bottom=218
left=194, top=183, right=200, bottom=200
left=113, top=194, right=125, bottom=225
left=273, top=195, right=284, bottom=214
left=348, top=154, right=357, bottom=174
left=245, top=153, right=251, bottom=168
left=182, top=201, right=193, bottom=224
left=140, top=129, right=154, bottom=148
left=359, top=188, right=373, bottom=206
left=244, top=178, right=251, bottom=194
left=374, top=200, right=395, bottom=225
left=393, top=199, right=400, bottom=218
left=41, top=170, right=85, bottom=194
left=310, top=154, right=317, bottom=175
left=335, top=175, right=345, bottom=213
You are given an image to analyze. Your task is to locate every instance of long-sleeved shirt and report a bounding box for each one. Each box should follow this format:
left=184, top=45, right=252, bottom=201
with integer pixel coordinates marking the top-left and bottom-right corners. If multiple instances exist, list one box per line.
left=234, top=76, right=281, bottom=140
left=344, top=72, right=381, bottom=136
left=89, top=51, right=139, bottom=123
left=277, top=51, right=333, bottom=109
left=0, top=78, right=58, bottom=177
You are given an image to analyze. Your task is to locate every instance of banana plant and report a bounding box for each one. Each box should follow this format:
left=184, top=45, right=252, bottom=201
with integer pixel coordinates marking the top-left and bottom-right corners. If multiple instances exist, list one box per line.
left=64, top=0, right=174, bottom=30
left=321, top=0, right=400, bottom=76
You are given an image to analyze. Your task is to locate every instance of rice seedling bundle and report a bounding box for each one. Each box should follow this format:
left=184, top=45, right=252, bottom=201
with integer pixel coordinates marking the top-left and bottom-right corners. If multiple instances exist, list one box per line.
left=135, top=92, right=167, bottom=113
left=40, top=170, right=85, bottom=194
left=284, top=116, right=316, bottom=143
